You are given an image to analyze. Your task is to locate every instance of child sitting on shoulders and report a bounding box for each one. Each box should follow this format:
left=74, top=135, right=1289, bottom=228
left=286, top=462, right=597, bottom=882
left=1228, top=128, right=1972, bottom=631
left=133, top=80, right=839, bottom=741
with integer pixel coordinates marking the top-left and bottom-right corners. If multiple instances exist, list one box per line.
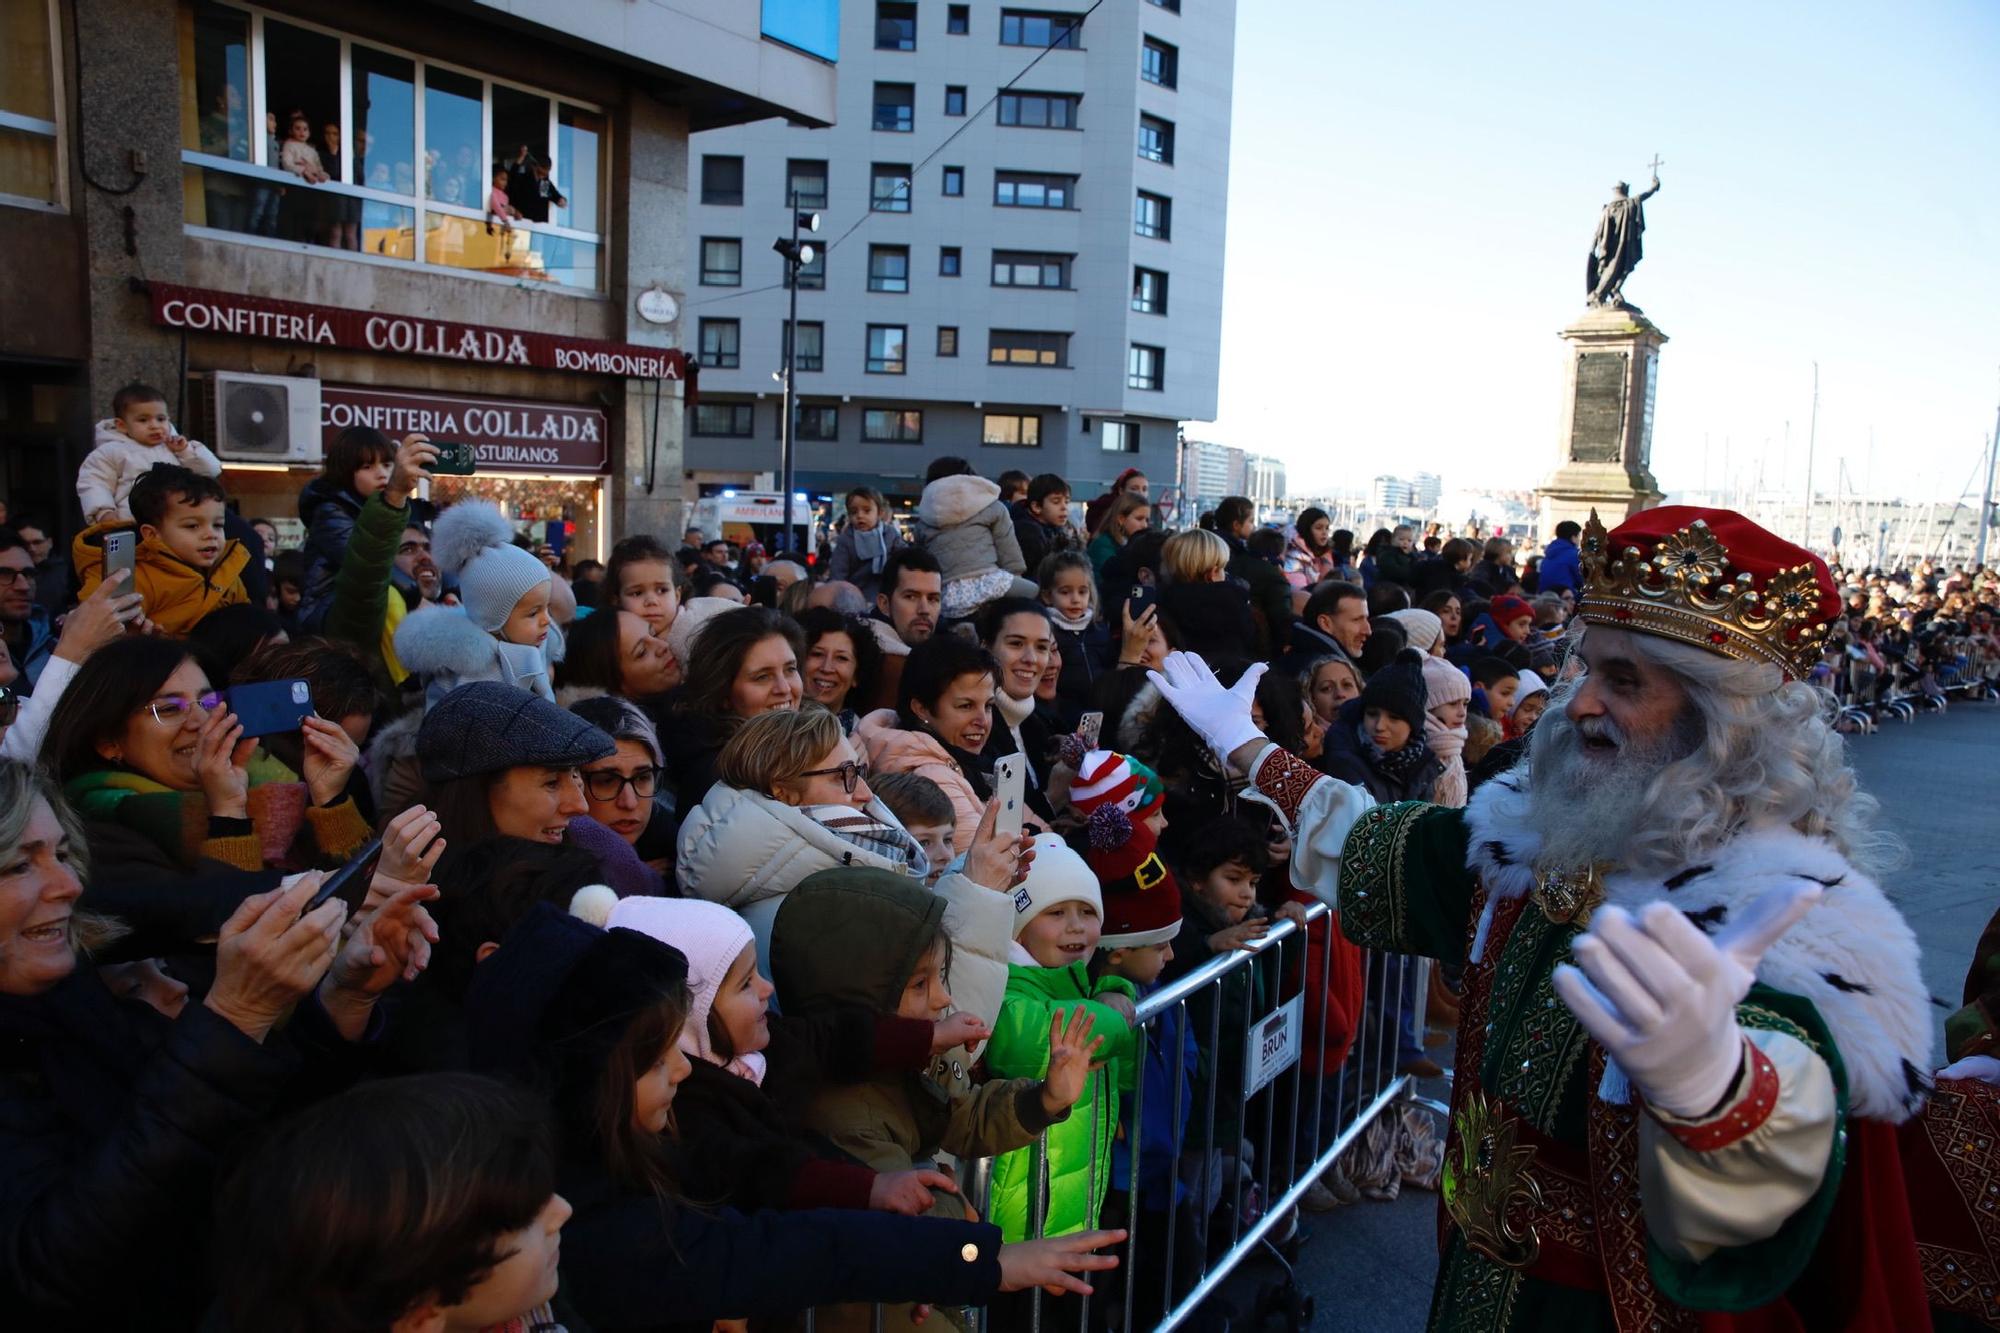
left=74, top=465, right=249, bottom=636
left=78, top=382, right=224, bottom=525
left=827, top=485, right=907, bottom=605
left=913, top=457, right=1038, bottom=622
left=394, top=499, right=563, bottom=702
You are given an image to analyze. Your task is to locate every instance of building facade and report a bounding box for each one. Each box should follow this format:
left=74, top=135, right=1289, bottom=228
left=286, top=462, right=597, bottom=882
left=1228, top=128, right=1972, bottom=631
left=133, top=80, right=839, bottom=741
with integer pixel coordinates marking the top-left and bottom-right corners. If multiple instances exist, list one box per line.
left=683, top=0, right=1236, bottom=509
left=0, top=0, right=837, bottom=559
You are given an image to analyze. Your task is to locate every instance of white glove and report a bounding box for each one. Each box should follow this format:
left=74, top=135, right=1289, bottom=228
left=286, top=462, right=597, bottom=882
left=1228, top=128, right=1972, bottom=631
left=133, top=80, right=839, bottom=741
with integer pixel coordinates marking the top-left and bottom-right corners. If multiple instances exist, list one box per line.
left=1937, top=1055, right=2000, bottom=1086
left=1146, top=651, right=1268, bottom=762
left=1552, top=881, right=1820, bottom=1119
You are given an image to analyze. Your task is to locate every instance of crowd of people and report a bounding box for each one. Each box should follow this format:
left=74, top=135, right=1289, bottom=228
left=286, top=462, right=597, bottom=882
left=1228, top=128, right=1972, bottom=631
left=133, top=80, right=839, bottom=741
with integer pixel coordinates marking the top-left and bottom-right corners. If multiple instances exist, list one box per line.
left=1, top=387, right=1996, bottom=1332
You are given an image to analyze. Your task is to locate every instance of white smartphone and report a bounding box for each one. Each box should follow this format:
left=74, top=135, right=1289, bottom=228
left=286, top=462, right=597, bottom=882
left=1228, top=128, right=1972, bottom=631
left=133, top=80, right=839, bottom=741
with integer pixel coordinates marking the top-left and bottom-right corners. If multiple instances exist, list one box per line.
left=992, top=754, right=1027, bottom=838
left=1076, top=711, right=1104, bottom=753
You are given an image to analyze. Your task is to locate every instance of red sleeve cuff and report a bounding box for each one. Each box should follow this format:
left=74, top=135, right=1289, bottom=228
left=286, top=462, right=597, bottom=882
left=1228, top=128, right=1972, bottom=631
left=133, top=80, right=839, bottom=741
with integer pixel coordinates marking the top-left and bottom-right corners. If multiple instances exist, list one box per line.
left=787, top=1158, right=878, bottom=1211
left=1251, top=745, right=1327, bottom=826
left=1646, top=1039, right=1781, bottom=1152
left=872, top=1014, right=936, bottom=1071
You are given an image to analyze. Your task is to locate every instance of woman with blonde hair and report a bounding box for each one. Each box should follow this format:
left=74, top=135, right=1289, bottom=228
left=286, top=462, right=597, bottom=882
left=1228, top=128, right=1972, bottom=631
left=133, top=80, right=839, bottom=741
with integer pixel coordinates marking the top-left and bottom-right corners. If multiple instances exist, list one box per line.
left=679, top=705, right=1022, bottom=1029
left=1160, top=527, right=1256, bottom=665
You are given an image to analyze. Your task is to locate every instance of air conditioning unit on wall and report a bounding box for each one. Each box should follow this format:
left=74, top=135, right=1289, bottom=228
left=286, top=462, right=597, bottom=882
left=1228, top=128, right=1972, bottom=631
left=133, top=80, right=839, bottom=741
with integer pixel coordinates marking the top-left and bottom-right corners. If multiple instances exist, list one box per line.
left=192, top=372, right=323, bottom=464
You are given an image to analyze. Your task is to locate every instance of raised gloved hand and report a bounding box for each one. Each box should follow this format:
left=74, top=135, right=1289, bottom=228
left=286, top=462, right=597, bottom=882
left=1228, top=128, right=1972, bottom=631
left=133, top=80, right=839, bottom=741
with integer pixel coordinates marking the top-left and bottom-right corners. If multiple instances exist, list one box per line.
left=1552, top=881, right=1820, bottom=1119
left=1146, top=652, right=1268, bottom=764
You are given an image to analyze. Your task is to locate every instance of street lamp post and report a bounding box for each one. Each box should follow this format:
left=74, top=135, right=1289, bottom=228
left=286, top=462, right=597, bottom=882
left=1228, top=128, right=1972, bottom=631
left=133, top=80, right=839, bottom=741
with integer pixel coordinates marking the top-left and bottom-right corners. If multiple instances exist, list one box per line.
left=772, top=199, right=820, bottom=557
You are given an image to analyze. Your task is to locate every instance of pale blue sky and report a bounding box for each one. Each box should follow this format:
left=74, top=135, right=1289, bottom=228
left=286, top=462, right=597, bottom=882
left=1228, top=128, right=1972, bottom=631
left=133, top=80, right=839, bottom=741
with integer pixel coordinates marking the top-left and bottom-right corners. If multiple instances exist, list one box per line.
left=1206, top=1, right=2000, bottom=502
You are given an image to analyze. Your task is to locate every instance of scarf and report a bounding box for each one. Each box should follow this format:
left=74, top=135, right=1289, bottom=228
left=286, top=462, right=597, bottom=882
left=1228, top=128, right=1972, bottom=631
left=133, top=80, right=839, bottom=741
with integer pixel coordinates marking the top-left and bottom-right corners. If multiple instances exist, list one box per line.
left=993, top=690, right=1040, bottom=786
left=849, top=523, right=892, bottom=576
left=1048, top=605, right=1094, bottom=634
left=802, top=803, right=927, bottom=876
left=1358, top=725, right=1433, bottom=784
left=1424, top=713, right=1468, bottom=808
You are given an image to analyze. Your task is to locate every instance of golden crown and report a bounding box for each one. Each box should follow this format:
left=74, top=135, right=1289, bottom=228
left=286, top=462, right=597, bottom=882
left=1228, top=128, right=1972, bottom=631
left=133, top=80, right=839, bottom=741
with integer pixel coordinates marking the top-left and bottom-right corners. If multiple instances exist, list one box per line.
left=1575, top=510, right=1831, bottom=681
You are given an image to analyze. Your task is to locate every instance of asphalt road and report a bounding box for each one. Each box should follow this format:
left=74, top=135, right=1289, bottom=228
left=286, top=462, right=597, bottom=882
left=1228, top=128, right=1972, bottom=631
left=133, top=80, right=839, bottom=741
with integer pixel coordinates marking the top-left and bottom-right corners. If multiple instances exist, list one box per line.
left=1231, top=699, right=2000, bottom=1333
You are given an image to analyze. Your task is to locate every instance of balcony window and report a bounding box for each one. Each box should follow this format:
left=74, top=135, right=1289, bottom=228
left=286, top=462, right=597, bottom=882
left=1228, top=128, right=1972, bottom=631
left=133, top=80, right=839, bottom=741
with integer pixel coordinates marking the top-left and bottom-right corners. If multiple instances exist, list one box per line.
left=700, top=237, right=742, bottom=286
left=1138, top=114, right=1175, bottom=163
left=1134, top=190, right=1171, bottom=239
left=782, top=320, right=825, bottom=371
left=868, top=244, right=910, bottom=293
left=863, top=408, right=924, bottom=443
left=699, top=318, right=740, bottom=369
left=875, top=1, right=917, bottom=50
left=984, top=413, right=1042, bottom=447
left=866, top=325, right=908, bottom=374
left=992, top=251, right=1071, bottom=288
left=701, top=155, right=744, bottom=205
left=176, top=2, right=609, bottom=290
left=1132, top=266, right=1168, bottom=314
left=786, top=158, right=828, bottom=209
left=1000, top=10, right=1083, bottom=48
left=693, top=403, right=754, bottom=438
left=1141, top=37, right=1178, bottom=88
left=989, top=330, right=1070, bottom=368
left=997, top=91, right=1081, bottom=129
left=995, top=171, right=1076, bottom=209
left=1128, top=344, right=1165, bottom=391
left=871, top=163, right=912, bottom=212
left=873, top=82, right=915, bottom=133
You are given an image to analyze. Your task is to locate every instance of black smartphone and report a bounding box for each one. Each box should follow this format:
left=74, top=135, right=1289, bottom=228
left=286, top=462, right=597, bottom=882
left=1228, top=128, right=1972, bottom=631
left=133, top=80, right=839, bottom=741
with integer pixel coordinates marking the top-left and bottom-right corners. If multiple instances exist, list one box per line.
left=1126, top=584, right=1158, bottom=621
left=306, top=834, right=385, bottom=913
left=225, top=678, right=315, bottom=737
left=428, top=441, right=479, bottom=475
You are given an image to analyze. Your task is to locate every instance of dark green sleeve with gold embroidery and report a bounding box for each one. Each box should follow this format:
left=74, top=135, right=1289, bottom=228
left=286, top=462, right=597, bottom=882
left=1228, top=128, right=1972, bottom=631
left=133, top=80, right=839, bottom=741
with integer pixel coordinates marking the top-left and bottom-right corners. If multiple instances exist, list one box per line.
left=1336, top=800, right=1476, bottom=965
left=1647, top=984, right=1847, bottom=1312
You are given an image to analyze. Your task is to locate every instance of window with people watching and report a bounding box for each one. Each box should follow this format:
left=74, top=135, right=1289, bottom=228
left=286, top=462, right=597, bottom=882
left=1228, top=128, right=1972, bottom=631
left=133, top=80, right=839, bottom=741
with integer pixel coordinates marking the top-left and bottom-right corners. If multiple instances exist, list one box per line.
left=177, top=1, right=609, bottom=290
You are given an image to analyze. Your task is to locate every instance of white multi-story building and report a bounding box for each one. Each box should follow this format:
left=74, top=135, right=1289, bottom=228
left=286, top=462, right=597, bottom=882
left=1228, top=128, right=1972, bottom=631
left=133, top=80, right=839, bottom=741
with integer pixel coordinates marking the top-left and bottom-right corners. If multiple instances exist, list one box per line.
left=684, top=0, right=1236, bottom=507
left=1411, top=471, right=1443, bottom=510
left=1371, top=474, right=1416, bottom=512
left=1245, top=452, right=1287, bottom=508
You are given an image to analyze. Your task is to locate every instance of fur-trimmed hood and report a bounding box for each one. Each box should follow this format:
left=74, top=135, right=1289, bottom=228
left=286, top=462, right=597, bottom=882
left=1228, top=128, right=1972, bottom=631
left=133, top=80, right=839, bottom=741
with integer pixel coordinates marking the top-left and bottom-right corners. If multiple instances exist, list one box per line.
left=1463, top=767, right=1931, bottom=1123
left=916, top=473, right=1002, bottom=528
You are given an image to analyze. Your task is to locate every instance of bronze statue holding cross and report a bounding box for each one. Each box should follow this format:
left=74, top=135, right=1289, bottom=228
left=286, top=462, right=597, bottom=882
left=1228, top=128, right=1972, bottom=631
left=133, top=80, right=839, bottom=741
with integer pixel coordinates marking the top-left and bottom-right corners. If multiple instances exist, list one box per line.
left=1586, top=155, right=1663, bottom=308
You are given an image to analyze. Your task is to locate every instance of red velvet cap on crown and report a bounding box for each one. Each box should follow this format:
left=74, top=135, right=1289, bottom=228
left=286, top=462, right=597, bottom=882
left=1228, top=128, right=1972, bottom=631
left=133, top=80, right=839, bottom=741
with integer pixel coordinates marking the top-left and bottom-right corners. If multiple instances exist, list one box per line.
left=1577, top=506, right=1840, bottom=681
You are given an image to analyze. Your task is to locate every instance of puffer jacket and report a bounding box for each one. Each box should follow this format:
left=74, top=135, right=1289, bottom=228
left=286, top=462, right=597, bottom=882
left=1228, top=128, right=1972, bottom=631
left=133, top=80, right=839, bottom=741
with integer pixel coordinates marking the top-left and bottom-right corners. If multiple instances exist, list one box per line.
left=679, top=783, right=1015, bottom=1031
left=913, top=474, right=1027, bottom=584
left=853, top=710, right=985, bottom=857
left=984, top=959, right=1138, bottom=1242
left=770, top=868, right=1061, bottom=1333
left=77, top=418, right=223, bottom=519
left=73, top=519, right=252, bottom=638
left=297, top=475, right=362, bottom=629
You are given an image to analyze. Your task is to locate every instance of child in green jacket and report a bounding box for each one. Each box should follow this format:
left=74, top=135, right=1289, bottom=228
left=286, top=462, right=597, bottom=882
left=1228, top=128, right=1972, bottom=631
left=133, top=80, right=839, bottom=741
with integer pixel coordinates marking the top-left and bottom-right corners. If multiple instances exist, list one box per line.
left=986, top=832, right=1140, bottom=1243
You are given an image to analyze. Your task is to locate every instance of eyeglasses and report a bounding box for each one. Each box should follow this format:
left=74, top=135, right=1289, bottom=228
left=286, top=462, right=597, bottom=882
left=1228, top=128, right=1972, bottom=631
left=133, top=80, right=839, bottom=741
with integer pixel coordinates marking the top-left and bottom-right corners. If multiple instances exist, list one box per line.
left=0, top=686, right=16, bottom=727
left=0, top=568, right=32, bottom=586
left=581, top=766, right=662, bottom=801
left=795, top=759, right=870, bottom=794
left=146, top=691, right=224, bottom=726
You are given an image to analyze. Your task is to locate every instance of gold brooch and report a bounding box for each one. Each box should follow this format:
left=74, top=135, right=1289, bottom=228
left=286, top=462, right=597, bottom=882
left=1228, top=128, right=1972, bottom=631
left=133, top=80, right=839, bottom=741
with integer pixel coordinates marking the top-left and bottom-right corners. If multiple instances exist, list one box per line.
left=1443, top=1091, right=1544, bottom=1269
left=1531, top=863, right=1608, bottom=928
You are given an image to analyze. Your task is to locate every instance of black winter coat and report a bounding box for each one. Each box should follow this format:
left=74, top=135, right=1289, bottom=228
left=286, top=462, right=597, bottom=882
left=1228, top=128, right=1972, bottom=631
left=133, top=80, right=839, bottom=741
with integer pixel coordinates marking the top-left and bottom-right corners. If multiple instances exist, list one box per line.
left=557, top=1161, right=1007, bottom=1333
left=1050, top=620, right=1111, bottom=728
left=0, top=968, right=300, bottom=1328
left=1318, top=698, right=1442, bottom=804
left=1160, top=580, right=1259, bottom=668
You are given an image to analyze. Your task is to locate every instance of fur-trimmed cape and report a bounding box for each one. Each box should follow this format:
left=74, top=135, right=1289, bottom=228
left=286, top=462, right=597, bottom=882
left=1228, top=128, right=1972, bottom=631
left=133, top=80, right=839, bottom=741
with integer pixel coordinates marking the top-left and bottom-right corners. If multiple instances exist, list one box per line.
left=1463, top=766, right=1931, bottom=1124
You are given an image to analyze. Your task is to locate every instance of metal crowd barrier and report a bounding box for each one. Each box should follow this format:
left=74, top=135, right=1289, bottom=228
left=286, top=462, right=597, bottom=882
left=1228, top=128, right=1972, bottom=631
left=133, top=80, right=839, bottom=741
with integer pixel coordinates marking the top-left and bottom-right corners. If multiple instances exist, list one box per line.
left=805, top=903, right=1438, bottom=1332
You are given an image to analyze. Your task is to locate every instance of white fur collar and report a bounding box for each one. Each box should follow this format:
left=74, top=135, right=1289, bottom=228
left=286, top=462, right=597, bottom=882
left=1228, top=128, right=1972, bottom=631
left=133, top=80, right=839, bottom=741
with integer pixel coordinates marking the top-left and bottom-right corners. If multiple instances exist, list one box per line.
left=1463, top=767, right=1931, bottom=1123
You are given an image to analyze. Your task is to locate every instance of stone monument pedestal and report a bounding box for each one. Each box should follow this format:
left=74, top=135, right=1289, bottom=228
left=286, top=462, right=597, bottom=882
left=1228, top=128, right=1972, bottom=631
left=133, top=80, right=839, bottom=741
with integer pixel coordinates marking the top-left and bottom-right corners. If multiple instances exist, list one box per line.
left=1536, top=305, right=1666, bottom=535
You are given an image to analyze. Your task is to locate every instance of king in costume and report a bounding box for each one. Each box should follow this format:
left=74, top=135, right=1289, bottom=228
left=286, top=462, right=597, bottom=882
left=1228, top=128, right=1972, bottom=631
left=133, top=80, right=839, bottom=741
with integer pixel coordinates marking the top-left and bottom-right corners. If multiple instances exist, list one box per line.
left=1148, top=506, right=1935, bottom=1331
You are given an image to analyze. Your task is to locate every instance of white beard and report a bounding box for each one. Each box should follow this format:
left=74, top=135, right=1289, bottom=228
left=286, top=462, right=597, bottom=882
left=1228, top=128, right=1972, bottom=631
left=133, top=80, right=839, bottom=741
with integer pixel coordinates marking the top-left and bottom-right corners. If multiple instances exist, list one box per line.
left=1523, top=703, right=1701, bottom=868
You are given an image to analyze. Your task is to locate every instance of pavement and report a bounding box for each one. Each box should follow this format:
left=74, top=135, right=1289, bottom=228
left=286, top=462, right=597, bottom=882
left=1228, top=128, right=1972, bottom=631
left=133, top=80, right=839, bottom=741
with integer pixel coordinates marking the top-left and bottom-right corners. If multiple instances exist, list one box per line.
left=1214, top=699, right=2000, bottom=1333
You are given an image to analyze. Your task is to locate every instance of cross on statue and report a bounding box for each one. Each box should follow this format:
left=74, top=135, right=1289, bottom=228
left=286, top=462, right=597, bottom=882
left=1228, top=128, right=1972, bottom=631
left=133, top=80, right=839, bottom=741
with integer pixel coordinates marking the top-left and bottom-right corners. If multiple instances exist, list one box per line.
left=1646, top=153, right=1664, bottom=178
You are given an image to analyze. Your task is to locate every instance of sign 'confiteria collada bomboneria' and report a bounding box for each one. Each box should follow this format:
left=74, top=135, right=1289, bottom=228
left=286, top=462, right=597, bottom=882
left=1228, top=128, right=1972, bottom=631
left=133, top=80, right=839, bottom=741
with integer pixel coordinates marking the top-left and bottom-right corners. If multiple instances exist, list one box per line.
left=147, top=282, right=686, bottom=381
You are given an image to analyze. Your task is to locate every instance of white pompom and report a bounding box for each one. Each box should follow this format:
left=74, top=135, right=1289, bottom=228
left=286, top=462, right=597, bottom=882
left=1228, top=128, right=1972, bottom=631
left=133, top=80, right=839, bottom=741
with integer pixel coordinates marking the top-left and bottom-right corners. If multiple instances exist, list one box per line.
left=569, top=884, right=618, bottom=927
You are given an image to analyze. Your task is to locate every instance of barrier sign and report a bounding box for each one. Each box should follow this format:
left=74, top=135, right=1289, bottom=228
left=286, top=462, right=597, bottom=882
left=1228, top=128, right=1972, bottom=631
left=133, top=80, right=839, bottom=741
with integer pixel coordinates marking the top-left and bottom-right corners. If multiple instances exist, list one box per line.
left=1244, top=993, right=1304, bottom=1096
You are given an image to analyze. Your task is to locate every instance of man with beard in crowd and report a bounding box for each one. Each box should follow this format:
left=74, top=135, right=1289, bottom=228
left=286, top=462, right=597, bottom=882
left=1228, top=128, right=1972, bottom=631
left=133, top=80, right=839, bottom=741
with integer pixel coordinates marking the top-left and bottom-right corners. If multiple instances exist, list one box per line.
left=1148, top=506, right=1933, bottom=1330
left=861, top=545, right=944, bottom=711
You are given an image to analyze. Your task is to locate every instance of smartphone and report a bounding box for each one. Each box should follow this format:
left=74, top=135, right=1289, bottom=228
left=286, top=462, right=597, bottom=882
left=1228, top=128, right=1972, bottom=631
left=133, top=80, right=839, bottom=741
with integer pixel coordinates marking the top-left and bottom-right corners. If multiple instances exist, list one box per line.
left=102, top=529, right=137, bottom=586
left=306, top=834, right=385, bottom=913
left=992, top=755, right=1027, bottom=839
left=225, top=678, right=315, bottom=737
left=1076, top=711, right=1104, bottom=752
left=428, top=440, right=479, bottom=475
left=1126, top=585, right=1158, bottom=621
